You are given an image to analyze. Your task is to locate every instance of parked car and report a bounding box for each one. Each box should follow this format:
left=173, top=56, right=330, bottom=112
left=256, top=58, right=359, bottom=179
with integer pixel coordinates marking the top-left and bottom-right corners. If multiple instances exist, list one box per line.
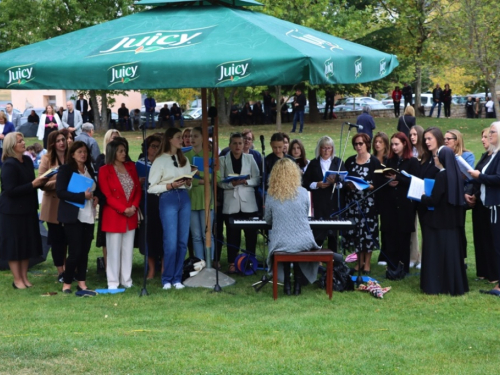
left=20, top=107, right=45, bottom=125
left=183, top=107, right=202, bottom=120
left=344, top=97, right=384, bottom=106
left=412, top=93, right=434, bottom=108
left=381, top=96, right=394, bottom=106
left=333, top=104, right=364, bottom=112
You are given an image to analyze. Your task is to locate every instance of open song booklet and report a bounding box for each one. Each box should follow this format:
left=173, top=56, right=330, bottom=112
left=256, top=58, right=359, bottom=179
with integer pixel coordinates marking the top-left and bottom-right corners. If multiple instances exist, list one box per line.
left=323, top=170, right=370, bottom=191
left=173, top=169, right=198, bottom=182
left=223, top=174, right=250, bottom=183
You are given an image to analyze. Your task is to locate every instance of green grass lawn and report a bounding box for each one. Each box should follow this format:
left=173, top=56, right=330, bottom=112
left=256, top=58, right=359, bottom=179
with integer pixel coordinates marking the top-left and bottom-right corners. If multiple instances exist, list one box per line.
left=2, top=116, right=500, bottom=374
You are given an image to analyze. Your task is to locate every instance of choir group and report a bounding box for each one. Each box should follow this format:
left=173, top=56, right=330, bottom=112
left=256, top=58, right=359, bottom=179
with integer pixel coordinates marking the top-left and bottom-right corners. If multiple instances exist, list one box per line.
left=1, top=121, right=500, bottom=298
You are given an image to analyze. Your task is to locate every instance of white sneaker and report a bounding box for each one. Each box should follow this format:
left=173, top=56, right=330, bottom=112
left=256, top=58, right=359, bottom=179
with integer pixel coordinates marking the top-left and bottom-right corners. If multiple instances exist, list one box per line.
left=173, top=282, right=185, bottom=289
left=409, top=262, right=415, bottom=268
left=378, top=261, right=387, bottom=266
left=416, top=263, right=421, bottom=270
left=162, top=283, right=172, bottom=290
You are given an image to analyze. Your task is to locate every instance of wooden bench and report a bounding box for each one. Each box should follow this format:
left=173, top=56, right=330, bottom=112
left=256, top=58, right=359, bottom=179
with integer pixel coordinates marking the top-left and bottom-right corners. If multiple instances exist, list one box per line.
left=273, top=249, right=334, bottom=300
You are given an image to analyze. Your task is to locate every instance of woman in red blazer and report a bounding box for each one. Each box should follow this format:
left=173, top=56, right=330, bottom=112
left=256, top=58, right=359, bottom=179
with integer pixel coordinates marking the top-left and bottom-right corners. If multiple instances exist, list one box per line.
left=98, top=138, right=141, bottom=289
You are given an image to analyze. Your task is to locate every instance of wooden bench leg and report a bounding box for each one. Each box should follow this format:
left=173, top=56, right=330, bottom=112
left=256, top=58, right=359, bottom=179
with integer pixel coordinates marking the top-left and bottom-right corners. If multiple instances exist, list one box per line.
left=326, top=259, right=333, bottom=300
left=273, top=257, right=279, bottom=300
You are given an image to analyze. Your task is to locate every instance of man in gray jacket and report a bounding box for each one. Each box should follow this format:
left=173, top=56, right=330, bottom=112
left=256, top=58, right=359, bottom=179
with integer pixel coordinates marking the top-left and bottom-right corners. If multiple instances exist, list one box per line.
left=5, top=103, right=21, bottom=129
left=62, top=101, right=83, bottom=136
left=75, top=123, right=101, bottom=165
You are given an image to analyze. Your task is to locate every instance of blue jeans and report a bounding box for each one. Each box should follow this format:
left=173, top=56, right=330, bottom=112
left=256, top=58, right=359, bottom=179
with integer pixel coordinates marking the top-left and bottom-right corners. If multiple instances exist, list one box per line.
left=170, top=115, right=184, bottom=128
left=145, top=111, right=155, bottom=129
left=159, top=189, right=191, bottom=285
left=428, top=101, right=442, bottom=118
left=190, top=209, right=214, bottom=260
left=292, top=110, right=304, bottom=132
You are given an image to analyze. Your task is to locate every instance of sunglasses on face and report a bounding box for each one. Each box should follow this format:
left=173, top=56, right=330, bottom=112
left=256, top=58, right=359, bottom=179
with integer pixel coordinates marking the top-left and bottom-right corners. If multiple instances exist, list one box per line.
left=354, top=142, right=365, bottom=147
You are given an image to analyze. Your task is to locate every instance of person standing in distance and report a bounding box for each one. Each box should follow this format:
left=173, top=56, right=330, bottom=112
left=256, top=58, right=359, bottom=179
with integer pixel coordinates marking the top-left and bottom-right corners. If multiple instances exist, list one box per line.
left=291, top=89, right=307, bottom=134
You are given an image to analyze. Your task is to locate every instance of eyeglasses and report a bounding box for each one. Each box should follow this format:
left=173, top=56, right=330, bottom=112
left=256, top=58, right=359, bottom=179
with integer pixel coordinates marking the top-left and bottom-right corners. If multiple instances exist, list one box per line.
left=444, top=137, right=456, bottom=141
left=171, top=155, right=178, bottom=168
left=320, top=147, right=333, bottom=150
left=149, top=144, right=160, bottom=149
left=354, top=142, right=365, bottom=147
left=243, top=137, right=253, bottom=141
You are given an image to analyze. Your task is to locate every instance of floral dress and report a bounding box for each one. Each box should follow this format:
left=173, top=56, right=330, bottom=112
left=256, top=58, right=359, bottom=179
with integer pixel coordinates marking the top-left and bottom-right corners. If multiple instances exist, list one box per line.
left=342, top=155, right=381, bottom=253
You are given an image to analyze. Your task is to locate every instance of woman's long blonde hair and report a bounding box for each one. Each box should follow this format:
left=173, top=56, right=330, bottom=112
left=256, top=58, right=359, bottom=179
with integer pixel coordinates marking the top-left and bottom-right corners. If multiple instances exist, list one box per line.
left=267, top=158, right=301, bottom=202
left=446, top=129, right=470, bottom=156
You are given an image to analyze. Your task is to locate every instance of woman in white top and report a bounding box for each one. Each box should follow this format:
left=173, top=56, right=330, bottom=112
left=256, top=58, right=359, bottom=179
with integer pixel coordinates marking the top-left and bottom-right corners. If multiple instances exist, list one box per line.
left=36, top=105, right=62, bottom=149
left=148, top=128, right=192, bottom=290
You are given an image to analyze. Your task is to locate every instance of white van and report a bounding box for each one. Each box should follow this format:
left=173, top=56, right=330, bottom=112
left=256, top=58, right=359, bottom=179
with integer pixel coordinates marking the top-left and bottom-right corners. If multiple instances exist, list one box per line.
left=413, top=93, right=433, bottom=107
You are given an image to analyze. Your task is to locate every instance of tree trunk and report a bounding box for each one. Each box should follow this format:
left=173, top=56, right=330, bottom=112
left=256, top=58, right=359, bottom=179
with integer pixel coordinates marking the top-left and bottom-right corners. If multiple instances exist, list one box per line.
left=414, top=59, right=422, bottom=116
left=89, top=90, right=101, bottom=130
left=101, top=93, right=109, bottom=131
left=217, top=88, right=229, bottom=126
left=308, top=89, right=319, bottom=123
left=275, top=85, right=282, bottom=131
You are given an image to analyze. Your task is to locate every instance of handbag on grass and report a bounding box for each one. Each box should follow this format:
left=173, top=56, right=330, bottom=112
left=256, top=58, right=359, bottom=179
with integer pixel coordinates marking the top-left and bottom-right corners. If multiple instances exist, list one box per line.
left=386, top=261, right=406, bottom=281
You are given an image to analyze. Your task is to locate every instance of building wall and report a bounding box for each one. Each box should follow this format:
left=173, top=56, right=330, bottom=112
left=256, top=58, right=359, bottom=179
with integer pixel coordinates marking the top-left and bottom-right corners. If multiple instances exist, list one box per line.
left=9, top=89, right=142, bottom=114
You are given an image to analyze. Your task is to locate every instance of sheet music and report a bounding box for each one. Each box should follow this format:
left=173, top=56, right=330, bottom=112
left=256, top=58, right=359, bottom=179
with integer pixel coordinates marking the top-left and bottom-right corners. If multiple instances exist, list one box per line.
left=455, top=155, right=473, bottom=181
left=405, top=173, right=425, bottom=201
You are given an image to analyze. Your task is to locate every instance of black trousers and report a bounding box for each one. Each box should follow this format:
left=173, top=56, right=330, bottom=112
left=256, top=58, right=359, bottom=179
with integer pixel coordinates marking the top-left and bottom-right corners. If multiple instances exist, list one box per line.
left=444, top=101, right=451, bottom=117
left=382, top=231, right=412, bottom=273
left=489, top=216, right=500, bottom=282
left=225, top=211, right=258, bottom=263
left=47, top=222, right=68, bottom=267
left=393, top=101, right=401, bottom=117
left=63, top=221, right=94, bottom=284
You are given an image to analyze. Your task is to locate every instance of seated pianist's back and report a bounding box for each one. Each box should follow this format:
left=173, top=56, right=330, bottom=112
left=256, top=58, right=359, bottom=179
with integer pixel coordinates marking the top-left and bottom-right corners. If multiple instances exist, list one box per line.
left=264, top=158, right=321, bottom=294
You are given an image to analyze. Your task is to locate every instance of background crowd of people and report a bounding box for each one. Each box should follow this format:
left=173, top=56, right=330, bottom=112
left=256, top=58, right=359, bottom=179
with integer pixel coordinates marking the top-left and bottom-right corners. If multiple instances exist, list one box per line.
left=1, top=94, right=500, bottom=298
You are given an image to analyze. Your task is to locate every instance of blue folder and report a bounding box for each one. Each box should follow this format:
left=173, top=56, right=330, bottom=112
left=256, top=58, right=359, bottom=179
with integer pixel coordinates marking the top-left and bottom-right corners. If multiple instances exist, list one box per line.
left=135, top=160, right=151, bottom=178
left=66, top=172, right=94, bottom=209
left=192, top=156, right=213, bottom=173
left=424, top=178, right=435, bottom=211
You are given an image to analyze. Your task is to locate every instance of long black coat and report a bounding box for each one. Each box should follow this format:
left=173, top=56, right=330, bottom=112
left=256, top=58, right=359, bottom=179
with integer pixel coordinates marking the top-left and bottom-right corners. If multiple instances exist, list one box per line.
left=302, top=156, right=345, bottom=219
left=376, top=156, right=420, bottom=232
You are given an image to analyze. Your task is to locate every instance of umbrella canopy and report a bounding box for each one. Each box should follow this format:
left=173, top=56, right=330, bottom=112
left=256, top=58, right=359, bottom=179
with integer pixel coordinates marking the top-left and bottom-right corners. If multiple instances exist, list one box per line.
left=0, top=4, right=398, bottom=90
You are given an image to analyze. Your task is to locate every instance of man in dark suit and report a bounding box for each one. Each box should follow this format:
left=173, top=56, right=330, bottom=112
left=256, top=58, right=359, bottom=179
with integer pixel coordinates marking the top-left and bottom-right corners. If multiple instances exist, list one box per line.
left=75, top=94, right=89, bottom=122
left=158, top=104, right=171, bottom=129
left=117, top=103, right=131, bottom=131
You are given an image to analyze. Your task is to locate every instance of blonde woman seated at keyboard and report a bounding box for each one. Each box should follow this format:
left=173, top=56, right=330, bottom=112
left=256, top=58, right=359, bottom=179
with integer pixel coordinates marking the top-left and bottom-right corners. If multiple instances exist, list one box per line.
left=265, top=158, right=320, bottom=296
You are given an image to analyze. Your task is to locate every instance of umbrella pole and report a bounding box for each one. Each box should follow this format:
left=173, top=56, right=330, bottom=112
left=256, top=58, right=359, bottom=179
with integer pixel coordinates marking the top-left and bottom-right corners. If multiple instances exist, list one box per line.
left=139, top=124, right=149, bottom=297
left=201, top=88, right=212, bottom=269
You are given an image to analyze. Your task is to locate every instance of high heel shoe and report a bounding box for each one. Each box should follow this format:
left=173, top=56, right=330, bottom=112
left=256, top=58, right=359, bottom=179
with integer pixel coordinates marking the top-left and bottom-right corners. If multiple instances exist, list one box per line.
left=12, top=282, right=19, bottom=289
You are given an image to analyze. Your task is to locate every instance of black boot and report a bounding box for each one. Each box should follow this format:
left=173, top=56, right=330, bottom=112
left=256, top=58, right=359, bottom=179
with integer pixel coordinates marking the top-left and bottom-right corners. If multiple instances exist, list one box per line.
left=293, top=263, right=303, bottom=296
left=283, top=262, right=291, bottom=296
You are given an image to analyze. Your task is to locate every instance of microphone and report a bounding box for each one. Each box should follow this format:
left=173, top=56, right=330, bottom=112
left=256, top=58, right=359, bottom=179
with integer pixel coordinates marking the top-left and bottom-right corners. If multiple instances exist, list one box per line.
left=260, top=135, right=265, bottom=152
left=345, top=122, right=363, bottom=130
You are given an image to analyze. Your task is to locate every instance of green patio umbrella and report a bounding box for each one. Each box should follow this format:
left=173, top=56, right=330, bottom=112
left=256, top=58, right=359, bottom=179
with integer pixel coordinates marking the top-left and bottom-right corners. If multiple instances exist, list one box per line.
left=0, top=0, right=399, bottom=288
left=0, top=2, right=398, bottom=90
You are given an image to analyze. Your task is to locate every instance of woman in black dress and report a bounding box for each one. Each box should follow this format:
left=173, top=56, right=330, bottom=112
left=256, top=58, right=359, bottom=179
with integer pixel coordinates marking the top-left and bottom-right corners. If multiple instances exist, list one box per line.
left=302, top=136, right=345, bottom=251
left=376, top=132, right=419, bottom=274
left=372, top=132, right=389, bottom=165
left=418, top=127, right=444, bottom=245
left=343, top=133, right=381, bottom=274
left=465, top=128, right=498, bottom=283
left=136, top=134, right=164, bottom=279
left=420, top=146, right=468, bottom=295
left=0, top=132, right=48, bottom=289
left=468, top=121, right=500, bottom=296
left=397, top=105, right=416, bottom=138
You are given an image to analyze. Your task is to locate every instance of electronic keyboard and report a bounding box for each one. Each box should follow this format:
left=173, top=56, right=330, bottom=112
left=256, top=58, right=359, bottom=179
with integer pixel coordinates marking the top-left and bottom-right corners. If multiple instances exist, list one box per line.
left=229, top=218, right=353, bottom=230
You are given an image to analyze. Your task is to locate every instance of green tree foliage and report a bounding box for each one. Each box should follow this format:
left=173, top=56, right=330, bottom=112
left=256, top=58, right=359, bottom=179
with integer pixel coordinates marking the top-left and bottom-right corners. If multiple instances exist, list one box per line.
left=378, top=0, right=445, bottom=113
left=0, top=0, right=136, bottom=53
left=444, top=0, right=500, bottom=118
